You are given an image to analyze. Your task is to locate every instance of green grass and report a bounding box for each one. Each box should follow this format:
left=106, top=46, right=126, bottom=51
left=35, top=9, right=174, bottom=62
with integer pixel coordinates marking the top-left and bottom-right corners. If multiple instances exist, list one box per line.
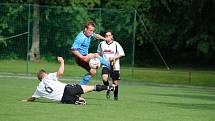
left=0, top=77, right=215, bottom=121
left=0, top=60, right=215, bottom=87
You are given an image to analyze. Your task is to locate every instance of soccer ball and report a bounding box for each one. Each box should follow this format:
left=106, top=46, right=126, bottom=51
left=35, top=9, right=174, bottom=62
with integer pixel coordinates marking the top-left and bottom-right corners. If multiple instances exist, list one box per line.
left=89, top=58, right=101, bottom=69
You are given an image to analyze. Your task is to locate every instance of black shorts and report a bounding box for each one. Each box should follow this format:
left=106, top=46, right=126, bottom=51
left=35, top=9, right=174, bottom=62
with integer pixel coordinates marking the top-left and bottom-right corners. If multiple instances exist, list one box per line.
left=102, top=67, right=120, bottom=80
left=75, top=56, right=91, bottom=72
left=61, top=84, right=84, bottom=104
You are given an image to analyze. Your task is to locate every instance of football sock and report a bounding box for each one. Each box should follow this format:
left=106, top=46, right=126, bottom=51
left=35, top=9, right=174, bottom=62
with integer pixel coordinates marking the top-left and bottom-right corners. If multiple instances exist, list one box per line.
left=97, top=56, right=111, bottom=69
left=94, top=85, right=107, bottom=91
left=114, top=85, right=118, bottom=98
left=103, top=80, right=109, bottom=86
left=79, top=74, right=92, bottom=85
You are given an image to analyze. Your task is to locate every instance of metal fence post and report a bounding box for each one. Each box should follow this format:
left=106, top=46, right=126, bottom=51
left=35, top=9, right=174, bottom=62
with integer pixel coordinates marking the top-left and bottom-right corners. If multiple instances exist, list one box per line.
left=26, top=4, right=31, bottom=76
left=132, top=10, right=137, bottom=79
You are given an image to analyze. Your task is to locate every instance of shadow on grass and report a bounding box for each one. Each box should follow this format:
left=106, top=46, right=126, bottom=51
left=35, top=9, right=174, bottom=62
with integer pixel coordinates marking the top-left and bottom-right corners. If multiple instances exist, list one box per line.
left=34, top=100, right=60, bottom=104
left=85, top=97, right=107, bottom=101
left=143, top=93, right=215, bottom=110
left=17, top=98, right=60, bottom=104
left=18, top=98, right=103, bottom=106
left=152, top=101, right=215, bottom=110
left=144, top=93, right=215, bottom=101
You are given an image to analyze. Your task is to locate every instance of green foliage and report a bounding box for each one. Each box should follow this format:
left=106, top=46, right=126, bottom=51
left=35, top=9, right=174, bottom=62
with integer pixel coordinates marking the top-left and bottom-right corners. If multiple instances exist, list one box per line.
left=0, top=3, right=135, bottom=67
left=133, top=0, right=215, bottom=66
left=1, top=0, right=215, bottom=66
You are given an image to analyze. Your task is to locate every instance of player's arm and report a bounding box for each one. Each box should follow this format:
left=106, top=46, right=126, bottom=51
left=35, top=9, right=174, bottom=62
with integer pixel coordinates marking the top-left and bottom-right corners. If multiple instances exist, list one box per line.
left=109, top=43, right=125, bottom=61
left=71, top=40, right=89, bottom=61
left=27, top=97, right=36, bottom=102
left=71, top=49, right=85, bottom=60
left=115, top=54, right=125, bottom=60
left=71, top=49, right=96, bottom=62
left=56, top=57, right=64, bottom=78
left=114, top=51, right=125, bottom=60
left=95, top=34, right=111, bottom=41
left=71, top=35, right=88, bottom=61
left=109, top=54, right=125, bottom=62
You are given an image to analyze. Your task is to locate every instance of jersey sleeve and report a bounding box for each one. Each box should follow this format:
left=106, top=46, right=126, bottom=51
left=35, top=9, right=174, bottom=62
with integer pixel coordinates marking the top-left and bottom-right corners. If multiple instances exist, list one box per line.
left=97, top=42, right=102, bottom=53
left=48, top=72, right=58, bottom=81
left=71, top=34, right=84, bottom=51
left=92, top=32, right=97, bottom=39
left=32, top=89, right=41, bottom=98
left=116, top=42, right=125, bottom=56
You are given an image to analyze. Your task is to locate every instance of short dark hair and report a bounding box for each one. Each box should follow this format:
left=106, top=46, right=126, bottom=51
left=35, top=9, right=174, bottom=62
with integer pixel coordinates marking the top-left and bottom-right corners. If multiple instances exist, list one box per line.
left=105, top=30, right=113, bottom=36
left=37, top=69, right=47, bottom=81
left=84, top=21, right=96, bottom=29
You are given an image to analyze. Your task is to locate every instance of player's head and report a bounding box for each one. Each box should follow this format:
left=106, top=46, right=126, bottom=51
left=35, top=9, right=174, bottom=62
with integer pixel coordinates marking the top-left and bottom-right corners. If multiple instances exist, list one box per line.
left=84, top=21, right=96, bottom=37
left=37, top=69, right=48, bottom=81
left=105, top=31, right=113, bottom=42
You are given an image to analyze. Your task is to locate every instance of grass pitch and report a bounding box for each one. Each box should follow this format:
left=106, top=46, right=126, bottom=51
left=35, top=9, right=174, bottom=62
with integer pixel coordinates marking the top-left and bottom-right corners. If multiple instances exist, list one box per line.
left=1, top=59, right=215, bottom=87
left=0, top=77, right=215, bottom=121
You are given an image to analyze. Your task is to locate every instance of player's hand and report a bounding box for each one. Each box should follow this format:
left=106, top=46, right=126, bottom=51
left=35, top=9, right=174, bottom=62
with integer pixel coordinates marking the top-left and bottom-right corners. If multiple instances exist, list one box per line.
left=109, top=57, right=115, bottom=61
left=83, top=53, right=97, bottom=62
left=21, top=99, right=27, bottom=102
left=57, top=57, right=64, bottom=63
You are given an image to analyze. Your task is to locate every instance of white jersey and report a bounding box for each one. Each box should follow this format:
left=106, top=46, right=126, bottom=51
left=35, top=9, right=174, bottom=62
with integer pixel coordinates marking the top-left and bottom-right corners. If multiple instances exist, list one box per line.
left=97, top=41, right=125, bottom=70
left=32, top=72, right=67, bottom=101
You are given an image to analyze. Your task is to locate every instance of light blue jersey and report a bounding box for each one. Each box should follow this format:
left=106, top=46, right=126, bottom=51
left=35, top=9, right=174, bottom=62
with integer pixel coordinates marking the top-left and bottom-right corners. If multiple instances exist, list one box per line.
left=71, top=31, right=111, bottom=85
left=71, top=31, right=96, bottom=55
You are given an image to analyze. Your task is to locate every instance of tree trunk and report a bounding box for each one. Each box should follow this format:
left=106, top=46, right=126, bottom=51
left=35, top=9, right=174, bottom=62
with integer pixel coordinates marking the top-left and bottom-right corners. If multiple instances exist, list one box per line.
left=29, top=4, right=40, bottom=61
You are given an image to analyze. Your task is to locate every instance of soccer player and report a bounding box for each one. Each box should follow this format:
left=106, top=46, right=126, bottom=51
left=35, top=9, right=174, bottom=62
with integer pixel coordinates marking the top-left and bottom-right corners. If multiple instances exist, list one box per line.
left=71, top=21, right=111, bottom=85
left=23, top=57, right=115, bottom=105
left=97, top=31, right=125, bottom=100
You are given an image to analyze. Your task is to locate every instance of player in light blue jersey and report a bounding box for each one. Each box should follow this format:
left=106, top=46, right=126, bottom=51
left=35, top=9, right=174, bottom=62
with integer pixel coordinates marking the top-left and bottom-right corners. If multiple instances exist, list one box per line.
left=71, top=21, right=111, bottom=85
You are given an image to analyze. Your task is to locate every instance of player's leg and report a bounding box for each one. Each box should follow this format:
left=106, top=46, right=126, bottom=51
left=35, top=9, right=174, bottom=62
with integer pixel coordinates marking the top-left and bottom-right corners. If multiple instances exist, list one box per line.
left=80, top=69, right=97, bottom=85
left=102, top=67, right=110, bottom=86
left=94, top=53, right=111, bottom=69
left=75, top=97, right=86, bottom=105
left=113, top=80, right=119, bottom=101
left=102, top=67, right=112, bottom=99
left=81, top=84, right=115, bottom=93
left=102, top=74, right=109, bottom=85
left=75, top=84, right=115, bottom=105
left=110, top=70, right=120, bottom=100
left=75, top=57, right=96, bottom=85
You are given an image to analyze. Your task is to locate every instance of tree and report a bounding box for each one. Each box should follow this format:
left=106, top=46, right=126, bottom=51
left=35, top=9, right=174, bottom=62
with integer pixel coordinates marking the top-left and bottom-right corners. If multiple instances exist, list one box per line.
left=29, top=2, right=40, bottom=61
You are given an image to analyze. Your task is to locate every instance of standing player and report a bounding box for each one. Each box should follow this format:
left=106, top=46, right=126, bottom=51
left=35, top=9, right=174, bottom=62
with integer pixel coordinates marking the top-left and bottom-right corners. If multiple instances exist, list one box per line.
left=71, top=21, right=111, bottom=85
left=97, top=31, right=125, bottom=100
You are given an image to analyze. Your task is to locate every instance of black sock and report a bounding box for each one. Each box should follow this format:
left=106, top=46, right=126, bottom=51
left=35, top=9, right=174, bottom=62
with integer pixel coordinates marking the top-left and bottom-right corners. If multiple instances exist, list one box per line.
left=94, top=85, right=107, bottom=91
left=103, top=80, right=109, bottom=86
left=114, top=85, right=118, bottom=97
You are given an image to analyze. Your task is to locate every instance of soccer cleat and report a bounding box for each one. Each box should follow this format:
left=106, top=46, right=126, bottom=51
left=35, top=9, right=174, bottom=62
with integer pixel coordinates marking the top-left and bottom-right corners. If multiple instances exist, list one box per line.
left=106, top=90, right=111, bottom=99
left=107, top=84, right=115, bottom=91
left=75, top=99, right=86, bottom=105
left=114, top=97, right=118, bottom=101
left=106, top=84, right=115, bottom=99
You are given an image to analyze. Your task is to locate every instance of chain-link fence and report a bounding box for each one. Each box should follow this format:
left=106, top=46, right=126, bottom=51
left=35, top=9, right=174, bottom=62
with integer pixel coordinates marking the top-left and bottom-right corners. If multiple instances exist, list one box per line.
left=0, top=3, right=137, bottom=80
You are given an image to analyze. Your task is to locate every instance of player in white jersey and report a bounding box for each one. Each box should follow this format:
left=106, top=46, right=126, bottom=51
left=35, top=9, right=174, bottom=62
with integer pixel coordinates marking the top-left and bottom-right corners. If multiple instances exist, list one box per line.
left=97, top=31, right=125, bottom=100
left=23, top=57, right=115, bottom=105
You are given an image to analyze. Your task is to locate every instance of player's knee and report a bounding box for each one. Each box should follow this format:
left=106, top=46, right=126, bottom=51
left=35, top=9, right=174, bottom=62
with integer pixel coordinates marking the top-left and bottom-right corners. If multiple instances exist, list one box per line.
left=102, top=74, right=108, bottom=81
left=113, top=80, right=118, bottom=86
left=94, top=53, right=100, bottom=57
left=89, top=69, right=97, bottom=76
